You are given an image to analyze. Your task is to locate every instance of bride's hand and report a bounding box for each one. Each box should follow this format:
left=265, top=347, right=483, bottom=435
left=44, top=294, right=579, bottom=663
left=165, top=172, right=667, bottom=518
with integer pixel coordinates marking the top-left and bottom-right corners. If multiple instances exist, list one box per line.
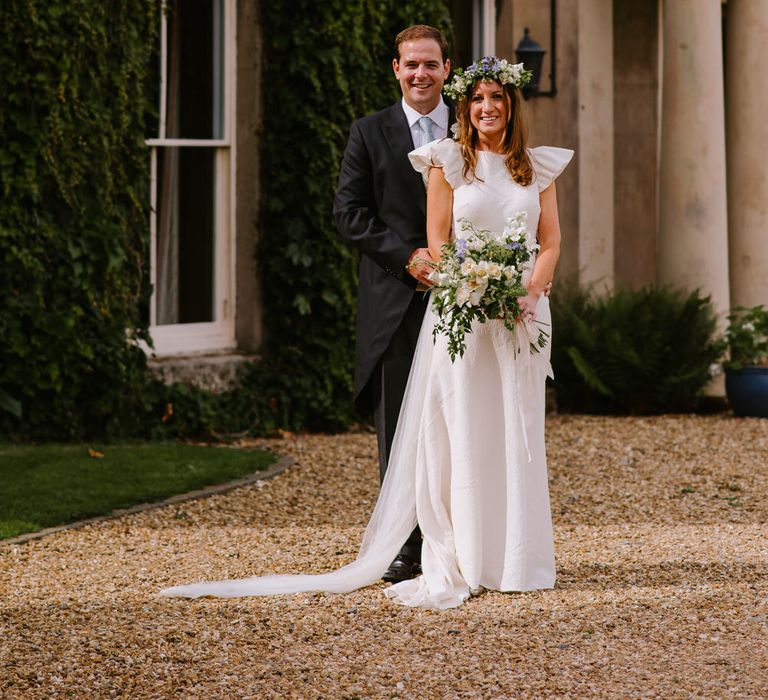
left=516, top=290, right=541, bottom=322
left=406, top=247, right=435, bottom=286
left=516, top=279, right=553, bottom=321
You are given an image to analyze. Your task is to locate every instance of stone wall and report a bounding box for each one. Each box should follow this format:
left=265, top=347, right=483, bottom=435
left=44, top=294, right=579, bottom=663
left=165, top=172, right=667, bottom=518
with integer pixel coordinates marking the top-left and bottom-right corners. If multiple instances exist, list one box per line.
left=613, top=0, right=658, bottom=289
left=148, top=352, right=257, bottom=393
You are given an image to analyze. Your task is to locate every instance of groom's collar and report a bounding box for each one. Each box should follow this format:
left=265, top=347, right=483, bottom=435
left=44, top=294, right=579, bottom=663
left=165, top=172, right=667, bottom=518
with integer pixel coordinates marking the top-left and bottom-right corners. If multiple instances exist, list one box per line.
left=400, top=98, right=449, bottom=131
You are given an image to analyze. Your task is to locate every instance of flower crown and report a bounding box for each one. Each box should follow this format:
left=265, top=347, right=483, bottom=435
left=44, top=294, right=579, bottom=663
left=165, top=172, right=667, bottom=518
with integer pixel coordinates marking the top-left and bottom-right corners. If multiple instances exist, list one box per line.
left=443, top=57, right=532, bottom=100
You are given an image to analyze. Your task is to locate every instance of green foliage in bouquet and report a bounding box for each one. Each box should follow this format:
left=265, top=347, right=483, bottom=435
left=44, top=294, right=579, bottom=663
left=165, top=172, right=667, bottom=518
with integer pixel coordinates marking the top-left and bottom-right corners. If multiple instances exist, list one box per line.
left=723, top=305, right=768, bottom=370
left=549, top=282, right=724, bottom=414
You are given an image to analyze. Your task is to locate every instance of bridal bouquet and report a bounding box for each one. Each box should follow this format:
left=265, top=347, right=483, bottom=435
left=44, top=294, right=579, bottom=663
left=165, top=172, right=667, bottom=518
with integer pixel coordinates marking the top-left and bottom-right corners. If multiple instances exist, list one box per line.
left=427, top=213, right=549, bottom=361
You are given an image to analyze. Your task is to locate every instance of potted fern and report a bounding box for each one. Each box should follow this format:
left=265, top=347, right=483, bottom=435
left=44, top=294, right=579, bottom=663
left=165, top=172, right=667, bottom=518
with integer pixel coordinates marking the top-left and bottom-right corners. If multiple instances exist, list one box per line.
left=723, top=305, right=768, bottom=417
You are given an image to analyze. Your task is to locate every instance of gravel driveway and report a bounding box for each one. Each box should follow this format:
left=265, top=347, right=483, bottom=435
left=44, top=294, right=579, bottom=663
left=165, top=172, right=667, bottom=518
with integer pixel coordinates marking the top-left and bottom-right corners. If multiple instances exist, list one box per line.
left=1, top=415, right=766, bottom=698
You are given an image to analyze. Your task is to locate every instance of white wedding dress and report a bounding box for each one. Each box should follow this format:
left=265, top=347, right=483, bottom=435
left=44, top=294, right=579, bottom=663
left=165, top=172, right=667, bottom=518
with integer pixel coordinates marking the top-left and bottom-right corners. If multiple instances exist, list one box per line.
left=161, top=140, right=574, bottom=610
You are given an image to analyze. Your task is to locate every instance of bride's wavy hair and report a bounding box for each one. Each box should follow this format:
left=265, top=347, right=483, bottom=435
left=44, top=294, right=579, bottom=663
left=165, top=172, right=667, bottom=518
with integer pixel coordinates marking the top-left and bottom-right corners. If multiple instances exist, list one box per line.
left=454, top=81, right=534, bottom=186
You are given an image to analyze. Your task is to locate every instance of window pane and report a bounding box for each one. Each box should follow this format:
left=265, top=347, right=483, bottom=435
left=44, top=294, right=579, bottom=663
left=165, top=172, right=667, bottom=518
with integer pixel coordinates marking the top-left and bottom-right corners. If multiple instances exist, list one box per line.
left=165, top=0, right=224, bottom=139
left=156, top=147, right=215, bottom=324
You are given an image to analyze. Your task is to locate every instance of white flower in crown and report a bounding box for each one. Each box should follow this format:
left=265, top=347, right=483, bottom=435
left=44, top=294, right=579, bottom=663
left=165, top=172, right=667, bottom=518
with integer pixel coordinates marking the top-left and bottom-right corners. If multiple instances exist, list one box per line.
left=443, top=56, right=533, bottom=100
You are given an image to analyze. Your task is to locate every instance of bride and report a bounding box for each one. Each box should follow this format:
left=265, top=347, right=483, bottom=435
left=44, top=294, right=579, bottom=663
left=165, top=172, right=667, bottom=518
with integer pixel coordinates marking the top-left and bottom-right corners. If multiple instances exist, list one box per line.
left=162, top=57, right=573, bottom=610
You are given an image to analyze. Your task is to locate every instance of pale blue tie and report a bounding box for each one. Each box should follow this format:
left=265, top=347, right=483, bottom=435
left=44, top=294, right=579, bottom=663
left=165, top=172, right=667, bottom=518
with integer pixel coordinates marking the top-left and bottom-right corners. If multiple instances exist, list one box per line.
left=418, top=116, right=434, bottom=145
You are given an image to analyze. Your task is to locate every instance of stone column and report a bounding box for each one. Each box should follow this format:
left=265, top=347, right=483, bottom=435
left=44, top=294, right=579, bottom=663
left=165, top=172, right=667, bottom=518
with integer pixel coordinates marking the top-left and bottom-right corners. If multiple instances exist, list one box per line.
left=658, top=0, right=730, bottom=321
left=473, top=0, right=496, bottom=57
left=577, top=0, right=614, bottom=290
left=726, top=0, right=768, bottom=309
left=481, top=0, right=496, bottom=56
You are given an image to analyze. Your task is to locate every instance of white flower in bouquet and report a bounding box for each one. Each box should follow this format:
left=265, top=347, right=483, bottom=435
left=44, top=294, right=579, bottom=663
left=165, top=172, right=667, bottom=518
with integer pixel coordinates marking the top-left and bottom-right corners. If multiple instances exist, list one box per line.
left=426, top=213, right=549, bottom=361
left=487, top=262, right=502, bottom=279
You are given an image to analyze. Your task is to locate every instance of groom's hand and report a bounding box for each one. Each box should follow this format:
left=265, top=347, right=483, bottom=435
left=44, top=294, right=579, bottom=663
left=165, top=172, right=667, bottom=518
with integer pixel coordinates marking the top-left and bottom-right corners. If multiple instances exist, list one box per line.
left=406, top=247, right=435, bottom=286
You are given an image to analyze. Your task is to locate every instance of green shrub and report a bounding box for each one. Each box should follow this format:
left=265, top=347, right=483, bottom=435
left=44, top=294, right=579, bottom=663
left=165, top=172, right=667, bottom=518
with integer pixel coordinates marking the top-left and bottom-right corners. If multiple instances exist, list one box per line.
left=146, top=364, right=286, bottom=441
left=550, top=282, right=724, bottom=414
left=723, top=305, right=768, bottom=370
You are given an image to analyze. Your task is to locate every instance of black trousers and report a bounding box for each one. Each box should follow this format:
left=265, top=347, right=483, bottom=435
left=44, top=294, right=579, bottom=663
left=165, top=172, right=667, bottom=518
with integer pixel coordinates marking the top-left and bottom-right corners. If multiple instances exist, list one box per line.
left=371, top=292, right=429, bottom=561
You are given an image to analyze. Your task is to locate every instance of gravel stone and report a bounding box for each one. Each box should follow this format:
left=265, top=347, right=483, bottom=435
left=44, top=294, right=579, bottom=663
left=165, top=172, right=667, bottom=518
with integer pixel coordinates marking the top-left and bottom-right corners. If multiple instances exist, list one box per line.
left=1, top=415, right=766, bottom=698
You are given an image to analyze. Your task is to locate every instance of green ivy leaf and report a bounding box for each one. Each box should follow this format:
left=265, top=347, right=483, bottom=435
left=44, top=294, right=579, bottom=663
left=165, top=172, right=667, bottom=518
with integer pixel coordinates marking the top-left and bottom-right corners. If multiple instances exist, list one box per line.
left=0, top=390, right=22, bottom=418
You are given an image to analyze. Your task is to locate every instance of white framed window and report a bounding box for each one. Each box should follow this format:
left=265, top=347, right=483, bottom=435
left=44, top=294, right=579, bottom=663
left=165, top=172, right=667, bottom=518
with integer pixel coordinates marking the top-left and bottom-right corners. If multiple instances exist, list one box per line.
left=145, top=0, right=236, bottom=356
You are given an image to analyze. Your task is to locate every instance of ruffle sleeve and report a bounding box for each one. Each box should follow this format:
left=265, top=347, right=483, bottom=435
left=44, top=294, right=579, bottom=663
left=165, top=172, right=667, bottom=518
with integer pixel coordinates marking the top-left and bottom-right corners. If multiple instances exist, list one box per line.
left=529, top=146, right=574, bottom=192
left=408, top=138, right=465, bottom=190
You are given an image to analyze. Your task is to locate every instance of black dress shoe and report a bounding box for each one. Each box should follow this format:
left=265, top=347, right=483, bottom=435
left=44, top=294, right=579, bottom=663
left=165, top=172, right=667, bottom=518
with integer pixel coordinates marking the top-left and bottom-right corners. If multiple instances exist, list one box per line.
left=382, top=553, right=422, bottom=583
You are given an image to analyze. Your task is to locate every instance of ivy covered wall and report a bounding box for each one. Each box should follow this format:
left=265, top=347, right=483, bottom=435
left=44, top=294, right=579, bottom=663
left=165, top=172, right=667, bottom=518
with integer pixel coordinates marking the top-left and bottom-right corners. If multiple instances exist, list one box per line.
left=257, top=0, right=452, bottom=430
left=0, top=0, right=452, bottom=439
left=0, top=1, right=159, bottom=438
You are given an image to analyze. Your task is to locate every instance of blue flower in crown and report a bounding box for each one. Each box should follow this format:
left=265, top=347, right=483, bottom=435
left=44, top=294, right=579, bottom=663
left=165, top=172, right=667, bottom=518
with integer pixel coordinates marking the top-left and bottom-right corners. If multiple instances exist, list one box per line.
left=443, top=56, right=533, bottom=100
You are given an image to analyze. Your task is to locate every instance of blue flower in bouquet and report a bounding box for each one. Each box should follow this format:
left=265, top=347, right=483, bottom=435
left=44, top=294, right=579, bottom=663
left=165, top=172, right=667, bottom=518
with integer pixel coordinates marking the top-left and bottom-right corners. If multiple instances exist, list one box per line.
left=455, top=238, right=468, bottom=261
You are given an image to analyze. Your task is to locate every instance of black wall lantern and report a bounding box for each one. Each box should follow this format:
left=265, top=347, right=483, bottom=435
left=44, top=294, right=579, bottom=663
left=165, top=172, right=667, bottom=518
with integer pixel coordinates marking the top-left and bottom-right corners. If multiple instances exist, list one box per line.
left=515, top=28, right=546, bottom=95
left=514, top=0, right=557, bottom=98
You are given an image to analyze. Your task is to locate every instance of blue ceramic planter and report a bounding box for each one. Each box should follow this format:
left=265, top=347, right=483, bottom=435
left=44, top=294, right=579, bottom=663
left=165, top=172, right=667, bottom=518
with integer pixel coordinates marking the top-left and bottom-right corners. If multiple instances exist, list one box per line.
left=725, top=367, right=768, bottom=418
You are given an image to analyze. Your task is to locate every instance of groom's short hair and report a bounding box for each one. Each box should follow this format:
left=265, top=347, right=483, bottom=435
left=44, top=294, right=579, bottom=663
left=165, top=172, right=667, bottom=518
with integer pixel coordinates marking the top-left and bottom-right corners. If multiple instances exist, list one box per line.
left=394, top=25, right=449, bottom=62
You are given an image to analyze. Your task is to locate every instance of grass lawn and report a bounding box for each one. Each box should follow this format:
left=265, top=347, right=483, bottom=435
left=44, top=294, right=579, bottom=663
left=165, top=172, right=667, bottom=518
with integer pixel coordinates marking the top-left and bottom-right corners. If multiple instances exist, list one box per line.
left=0, top=442, right=276, bottom=540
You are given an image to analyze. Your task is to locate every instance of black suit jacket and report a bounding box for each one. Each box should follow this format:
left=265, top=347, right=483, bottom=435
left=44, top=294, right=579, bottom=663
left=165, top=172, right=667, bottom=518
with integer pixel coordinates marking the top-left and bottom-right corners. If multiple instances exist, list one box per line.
left=334, top=101, right=443, bottom=411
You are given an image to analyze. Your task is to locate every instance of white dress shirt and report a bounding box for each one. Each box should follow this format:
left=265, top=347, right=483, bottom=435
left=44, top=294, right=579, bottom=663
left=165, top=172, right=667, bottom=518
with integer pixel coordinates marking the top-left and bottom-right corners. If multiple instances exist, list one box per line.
left=401, top=98, right=449, bottom=148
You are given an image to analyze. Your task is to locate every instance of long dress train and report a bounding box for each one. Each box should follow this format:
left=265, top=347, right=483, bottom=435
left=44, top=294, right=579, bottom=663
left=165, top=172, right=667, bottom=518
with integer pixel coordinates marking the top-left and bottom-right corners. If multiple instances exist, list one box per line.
left=161, top=141, right=574, bottom=610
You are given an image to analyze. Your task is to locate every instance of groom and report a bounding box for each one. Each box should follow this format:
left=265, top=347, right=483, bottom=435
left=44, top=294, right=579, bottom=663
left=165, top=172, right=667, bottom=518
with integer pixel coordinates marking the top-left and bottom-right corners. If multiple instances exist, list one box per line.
left=333, top=25, right=452, bottom=583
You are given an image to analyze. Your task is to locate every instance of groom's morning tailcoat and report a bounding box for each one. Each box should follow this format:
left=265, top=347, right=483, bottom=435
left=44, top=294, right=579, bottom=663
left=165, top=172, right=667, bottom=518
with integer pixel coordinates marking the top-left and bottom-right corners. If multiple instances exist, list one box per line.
left=334, top=102, right=431, bottom=417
